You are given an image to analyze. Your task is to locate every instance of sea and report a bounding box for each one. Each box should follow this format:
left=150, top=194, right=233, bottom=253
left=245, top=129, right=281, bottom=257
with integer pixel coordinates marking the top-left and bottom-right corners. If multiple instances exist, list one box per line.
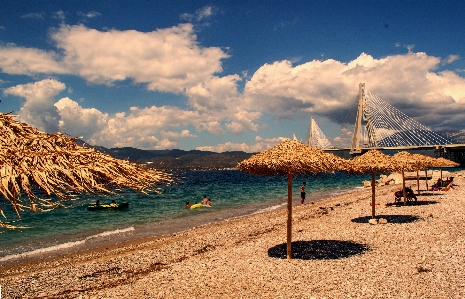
left=0, top=168, right=460, bottom=266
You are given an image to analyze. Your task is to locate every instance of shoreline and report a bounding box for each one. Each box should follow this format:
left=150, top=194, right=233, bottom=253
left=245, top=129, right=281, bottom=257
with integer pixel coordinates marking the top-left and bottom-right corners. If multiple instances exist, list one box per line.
left=0, top=186, right=373, bottom=276
left=0, top=182, right=360, bottom=266
left=1, top=170, right=465, bottom=298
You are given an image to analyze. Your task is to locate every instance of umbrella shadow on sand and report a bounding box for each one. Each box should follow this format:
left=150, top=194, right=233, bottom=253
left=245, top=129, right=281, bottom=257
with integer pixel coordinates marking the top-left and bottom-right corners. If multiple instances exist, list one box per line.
left=351, top=214, right=422, bottom=224
left=384, top=198, right=439, bottom=207
left=268, top=240, right=368, bottom=260
left=388, top=200, right=439, bottom=206
left=418, top=192, right=446, bottom=197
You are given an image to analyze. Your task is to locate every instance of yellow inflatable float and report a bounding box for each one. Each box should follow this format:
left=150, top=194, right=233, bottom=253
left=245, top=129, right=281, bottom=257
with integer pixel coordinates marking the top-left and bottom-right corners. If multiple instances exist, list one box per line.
left=190, top=203, right=203, bottom=209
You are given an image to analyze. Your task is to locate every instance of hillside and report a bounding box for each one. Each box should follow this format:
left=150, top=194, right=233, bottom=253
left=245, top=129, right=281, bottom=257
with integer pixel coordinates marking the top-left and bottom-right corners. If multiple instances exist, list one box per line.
left=80, top=143, right=254, bottom=170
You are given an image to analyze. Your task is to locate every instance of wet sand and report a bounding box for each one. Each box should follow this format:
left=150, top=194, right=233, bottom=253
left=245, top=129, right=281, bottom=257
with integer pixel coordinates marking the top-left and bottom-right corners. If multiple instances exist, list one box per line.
left=1, top=170, right=464, bottom=298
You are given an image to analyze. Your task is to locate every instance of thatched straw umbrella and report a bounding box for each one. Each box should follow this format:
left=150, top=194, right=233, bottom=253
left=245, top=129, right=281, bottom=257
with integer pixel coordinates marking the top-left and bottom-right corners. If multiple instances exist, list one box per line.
left=392, top=152, right=437, bottom=198
left=412, top=154, right=437, bottom=194
left=0, top=113, right=172, bottom=227
left=346, top=150, right=398, bottom=219
left=237, top=139, right=349, bottom=259
left=434, top=157, right=459, bottom=184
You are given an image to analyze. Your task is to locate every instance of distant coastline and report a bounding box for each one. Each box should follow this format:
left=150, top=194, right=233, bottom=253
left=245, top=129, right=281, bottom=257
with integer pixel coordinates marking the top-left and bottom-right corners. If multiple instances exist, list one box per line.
left=78, top=141, right=255, bottom=170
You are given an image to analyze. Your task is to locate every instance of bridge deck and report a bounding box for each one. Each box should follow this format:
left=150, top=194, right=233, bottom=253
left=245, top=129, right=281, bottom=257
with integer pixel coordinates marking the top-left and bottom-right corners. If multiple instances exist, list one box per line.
left=325, top=144, right=465, bottom=152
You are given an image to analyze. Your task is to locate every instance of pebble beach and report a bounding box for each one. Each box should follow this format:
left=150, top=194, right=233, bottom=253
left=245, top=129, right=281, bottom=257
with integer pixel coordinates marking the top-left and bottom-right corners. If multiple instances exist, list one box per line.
left=1, top=170, right=464, bottom=299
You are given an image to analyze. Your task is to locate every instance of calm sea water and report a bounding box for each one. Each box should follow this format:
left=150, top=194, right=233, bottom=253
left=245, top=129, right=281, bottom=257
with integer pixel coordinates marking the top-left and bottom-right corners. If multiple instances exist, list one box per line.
left=0, top=168, right=454, bottom=265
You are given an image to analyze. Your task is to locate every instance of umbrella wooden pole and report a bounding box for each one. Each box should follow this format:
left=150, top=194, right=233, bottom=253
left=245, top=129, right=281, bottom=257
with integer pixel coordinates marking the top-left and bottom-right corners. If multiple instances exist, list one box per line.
left=416, top=170, right=420, bottom=195
left=402, top=170, right=406, bottom=206
left=425, top=169, right=429, bottom=191
left=287, top=171, right=292, bottom=260
left=371, top=171, right=376, bottom=219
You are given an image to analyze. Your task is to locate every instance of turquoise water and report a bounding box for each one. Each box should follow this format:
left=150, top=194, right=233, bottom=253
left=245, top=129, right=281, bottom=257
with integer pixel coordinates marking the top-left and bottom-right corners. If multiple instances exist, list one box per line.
left=0, top=169, right=428, bottom=264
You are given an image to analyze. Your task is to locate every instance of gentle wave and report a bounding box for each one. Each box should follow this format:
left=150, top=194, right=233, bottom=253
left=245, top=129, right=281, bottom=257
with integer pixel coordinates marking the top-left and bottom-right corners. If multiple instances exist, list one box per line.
left=0, top=227, right=135, bottom=263
left=251, top=203, right=286, bottom=215
left=86, top=227, right=135, bottom=240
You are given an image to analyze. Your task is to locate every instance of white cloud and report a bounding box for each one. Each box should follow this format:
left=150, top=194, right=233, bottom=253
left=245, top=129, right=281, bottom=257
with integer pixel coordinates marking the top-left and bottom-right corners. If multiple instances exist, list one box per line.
left=0, top=23, right=229, bottom=94
left=77, top=11, right=101, bottom=19
left=196, top=6, right=215, bottom=21
left=1, top=17, right=465, bottom=152
left=21, top=12, right=45, bottom=19
left=2, top=77, right=260, bottom=150
left=55, top=97, right=109, bottom=138
left=186, top=75, right=241, bottom=111
left=53, top=96, right=228, bottom=149
left=0, top=46, right=68, bottom=75
left=91, top=105, right=203, bottom=149
left=50, top=24, right=228, bottom=92
left=244, top=52, right=465, bottom=131
left=196, top=121, right=224, bottom=134
left=180, top=5, right=217, bottom=22
left=53, top=10, right=66, bottom=21
left=443, top=54, right=459, bottom=64
left=225, top=110, right=261, bottom=134
left=196, top=136, right=288, bottom=152
left=406, top=44, right=415, bottom=53
left=3, top=79, right=65, bottom=133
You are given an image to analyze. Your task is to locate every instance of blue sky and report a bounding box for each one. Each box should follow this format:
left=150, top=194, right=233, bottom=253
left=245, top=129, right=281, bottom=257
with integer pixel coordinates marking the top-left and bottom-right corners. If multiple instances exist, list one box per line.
left=1, top=0, right=464, bottom=152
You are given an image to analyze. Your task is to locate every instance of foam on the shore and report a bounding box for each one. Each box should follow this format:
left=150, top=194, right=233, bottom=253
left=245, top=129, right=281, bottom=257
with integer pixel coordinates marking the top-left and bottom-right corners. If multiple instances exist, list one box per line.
left=0, top=227, right=135, bottom=263
left=251, top=203, right=286, bottom=215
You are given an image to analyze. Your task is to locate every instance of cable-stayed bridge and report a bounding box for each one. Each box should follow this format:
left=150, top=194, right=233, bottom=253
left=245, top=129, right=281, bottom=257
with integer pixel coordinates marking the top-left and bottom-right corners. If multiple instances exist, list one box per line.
left=307, top=83, right=465, bottom=165
left=308, top=116, right=334, bottom=149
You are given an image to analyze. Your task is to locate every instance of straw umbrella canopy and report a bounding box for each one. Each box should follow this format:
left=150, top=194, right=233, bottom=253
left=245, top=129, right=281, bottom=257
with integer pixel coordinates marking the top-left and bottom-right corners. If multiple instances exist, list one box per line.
left=411, top=153, right=437, bottom=193
left=433, top=157, right=460, bottom=185
left=346, top=150, right=398, bottom=219
left=434, top=157, right=459, bottom=167
left=237, top=139, right=349, bottom=259
left=392, top=152, right=437, bottom=197
left=0, top=113, right=172, bottom=226
left=394, top=151, right=435, bottom=205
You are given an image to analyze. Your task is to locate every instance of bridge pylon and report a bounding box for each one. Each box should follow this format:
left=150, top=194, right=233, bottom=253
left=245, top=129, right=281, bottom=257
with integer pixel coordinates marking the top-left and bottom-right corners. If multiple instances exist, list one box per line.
left=308, top=116, right=333, bottom=149
left=350, top=83, right=378, bottom=154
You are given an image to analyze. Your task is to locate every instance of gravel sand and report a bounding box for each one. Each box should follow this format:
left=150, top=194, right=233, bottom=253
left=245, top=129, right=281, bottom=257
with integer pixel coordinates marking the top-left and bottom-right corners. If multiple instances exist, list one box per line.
left=1, top=170, right=464, bottom=299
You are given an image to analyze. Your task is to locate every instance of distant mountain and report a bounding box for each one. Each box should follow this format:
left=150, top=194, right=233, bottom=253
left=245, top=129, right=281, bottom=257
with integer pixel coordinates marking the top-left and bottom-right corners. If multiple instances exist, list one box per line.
left=76, top=141, right=254, bottom=170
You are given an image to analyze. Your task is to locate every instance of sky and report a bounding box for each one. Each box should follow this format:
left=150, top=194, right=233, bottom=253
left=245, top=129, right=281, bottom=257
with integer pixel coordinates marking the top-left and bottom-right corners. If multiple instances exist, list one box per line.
left=1, top=0, right=465, bottom=152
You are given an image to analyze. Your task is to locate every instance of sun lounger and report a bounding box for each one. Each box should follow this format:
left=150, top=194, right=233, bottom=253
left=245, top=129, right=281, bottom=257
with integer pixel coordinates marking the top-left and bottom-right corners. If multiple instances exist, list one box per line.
left=394, top=187, right=417, bottom=202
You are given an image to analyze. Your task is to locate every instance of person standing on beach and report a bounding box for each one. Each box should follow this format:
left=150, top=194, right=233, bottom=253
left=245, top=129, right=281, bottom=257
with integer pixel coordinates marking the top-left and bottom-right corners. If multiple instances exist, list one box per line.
left=300, top=182, right=306, bottom=205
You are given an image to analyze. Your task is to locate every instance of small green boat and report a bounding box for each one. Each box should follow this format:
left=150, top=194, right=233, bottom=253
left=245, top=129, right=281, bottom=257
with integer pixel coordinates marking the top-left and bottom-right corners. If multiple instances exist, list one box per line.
left=87, top=202, right=129, bottom=211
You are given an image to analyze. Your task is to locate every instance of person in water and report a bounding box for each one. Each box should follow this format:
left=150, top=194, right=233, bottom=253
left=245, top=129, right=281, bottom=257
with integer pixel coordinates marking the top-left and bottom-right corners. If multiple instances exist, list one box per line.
left=185, top=202, right=191, bottom=209
left=202, top=195, right=208, bottom=205
left=205, top=198, right=211, bottom=207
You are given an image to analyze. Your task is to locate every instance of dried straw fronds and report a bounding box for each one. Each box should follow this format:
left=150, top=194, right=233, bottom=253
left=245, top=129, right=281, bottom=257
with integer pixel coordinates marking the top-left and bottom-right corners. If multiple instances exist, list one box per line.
left=392, top=151, right=437, bottom=171
left=0, top=113, right=171, bottom=221
left=346, top=150, right=397, bottom=174
left=237, top=139, right=350, bottom=176
left=345, top=150, right=398, bottom=219
left=237, top=139, right=351, bottom=259
left=434, top=157, right=460, bottom=167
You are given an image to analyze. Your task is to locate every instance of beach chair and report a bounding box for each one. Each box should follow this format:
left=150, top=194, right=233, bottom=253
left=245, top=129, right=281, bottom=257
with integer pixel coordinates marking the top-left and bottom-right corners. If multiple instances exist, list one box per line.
left=394, top=187, right=417, bottom=202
